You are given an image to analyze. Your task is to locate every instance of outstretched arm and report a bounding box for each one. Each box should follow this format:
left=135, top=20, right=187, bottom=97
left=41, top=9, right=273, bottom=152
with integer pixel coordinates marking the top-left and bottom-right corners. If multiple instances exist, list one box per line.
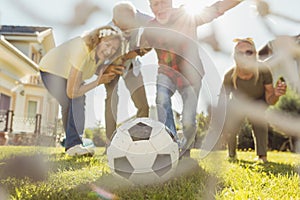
left=214, top=0, right=242, bottom=15
left=196, top=0, right=242, bottom=26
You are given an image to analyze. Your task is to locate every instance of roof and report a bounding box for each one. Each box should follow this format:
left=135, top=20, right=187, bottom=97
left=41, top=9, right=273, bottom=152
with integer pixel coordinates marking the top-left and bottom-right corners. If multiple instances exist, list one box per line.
left=0, top=25, right=52, bottom=36
left=0, top=35, right=40, bottom=73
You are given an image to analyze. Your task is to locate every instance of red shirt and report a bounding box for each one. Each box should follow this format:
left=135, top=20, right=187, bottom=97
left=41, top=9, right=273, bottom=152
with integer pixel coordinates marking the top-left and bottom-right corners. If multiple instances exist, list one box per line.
left=144, top=16, right=204, bottom=89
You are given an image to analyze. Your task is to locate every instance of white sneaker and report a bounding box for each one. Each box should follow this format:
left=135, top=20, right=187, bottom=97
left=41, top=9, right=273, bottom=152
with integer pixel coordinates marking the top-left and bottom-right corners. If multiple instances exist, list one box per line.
left=66, top=144, right=95, bottom=156
left=254, top=156, right=268, bottom=163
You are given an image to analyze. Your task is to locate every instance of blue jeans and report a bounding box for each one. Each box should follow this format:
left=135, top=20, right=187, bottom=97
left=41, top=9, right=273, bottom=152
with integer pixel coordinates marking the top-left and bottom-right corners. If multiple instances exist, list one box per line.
left=40, top=71, right=85, bottom=150
left=156, top=73, right=200, bottom=150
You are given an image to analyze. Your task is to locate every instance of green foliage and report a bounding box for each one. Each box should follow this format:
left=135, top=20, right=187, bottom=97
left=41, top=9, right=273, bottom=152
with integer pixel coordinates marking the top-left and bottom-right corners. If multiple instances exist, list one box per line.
left=237, top=120, right=254, bottom=150
left=84, top=122, right=106, bottom=147
left=275, top=89, right=300, bottom=115
left=236, top=122, right=294, bottom=152
left=91, top=127, right=106, bottom=147
left=196, top=112, right=210, bottom=134
left=84, top=129, right=93, bottom=139
left=270, top=89, right=300, bottom=151
left=235, top=89, right=300, bottom=151
left=195, top=112, right=210, bottom=148
left=0, top=147, right=299, bottom=199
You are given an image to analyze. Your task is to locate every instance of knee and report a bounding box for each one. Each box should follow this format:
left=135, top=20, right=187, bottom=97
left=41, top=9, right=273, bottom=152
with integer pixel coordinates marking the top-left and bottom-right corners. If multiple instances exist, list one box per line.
left=136, top=103, right=149, bottom=118
left=71, top=96, right=85, bottom=105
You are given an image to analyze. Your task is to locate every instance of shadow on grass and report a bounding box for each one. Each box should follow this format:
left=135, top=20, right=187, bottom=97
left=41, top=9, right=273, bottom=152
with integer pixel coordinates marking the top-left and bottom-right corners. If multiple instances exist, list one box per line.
left=0, top=153, right=223, bottom=200
left=237, top=159, right=299, bottom=177
left=46, top=153, right=106, bottom=172
left=89, top=157, right=223, bottom=200
left=0, top=153, right=106, bottom=182
left=0, top=154, right=49, bottom=182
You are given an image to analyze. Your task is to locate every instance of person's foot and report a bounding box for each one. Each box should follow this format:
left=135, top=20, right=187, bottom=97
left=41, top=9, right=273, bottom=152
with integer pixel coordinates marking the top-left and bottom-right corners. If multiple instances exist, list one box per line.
left=101, top=147, right=107, bottom=156
left=254, top=156, right=268, bottom=163
left=227, top=155, right=238, bottom=162
left=66, top=144, right=95, bottom=156
left=179, top=149, right=191, bottom=158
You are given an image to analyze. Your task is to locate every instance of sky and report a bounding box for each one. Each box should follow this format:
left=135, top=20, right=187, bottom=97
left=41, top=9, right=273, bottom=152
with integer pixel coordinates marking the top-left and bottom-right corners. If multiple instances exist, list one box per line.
left=1, top=0, right=299, bottom=128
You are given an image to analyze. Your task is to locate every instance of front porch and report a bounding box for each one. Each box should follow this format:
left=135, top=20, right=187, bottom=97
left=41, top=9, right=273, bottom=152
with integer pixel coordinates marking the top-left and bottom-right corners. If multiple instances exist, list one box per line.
left=0, top=109, right=64, bottom=146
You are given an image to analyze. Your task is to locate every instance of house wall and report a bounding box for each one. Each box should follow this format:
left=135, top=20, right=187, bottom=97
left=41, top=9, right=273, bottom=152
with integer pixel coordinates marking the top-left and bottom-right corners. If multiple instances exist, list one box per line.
left=0, top=31, right=59, bottom=135
left=9, top=41, right=29, bottom=57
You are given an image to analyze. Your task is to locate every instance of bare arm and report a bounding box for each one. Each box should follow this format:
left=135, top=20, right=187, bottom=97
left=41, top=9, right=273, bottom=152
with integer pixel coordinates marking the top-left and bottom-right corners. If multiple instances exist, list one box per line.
left=214, top=0, right=242, bottom=15
left=67, top=67, right=115, bottom=99
left=264, top=81, right=287, bottom=105
left=196, top=0, right=242, bottom=26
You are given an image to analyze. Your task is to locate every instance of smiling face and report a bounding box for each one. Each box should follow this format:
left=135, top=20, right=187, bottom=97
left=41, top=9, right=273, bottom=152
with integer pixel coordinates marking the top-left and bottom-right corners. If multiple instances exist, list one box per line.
left=149, top=0, right=173, bottom=25
left=96, top=37, right=121, bottom=61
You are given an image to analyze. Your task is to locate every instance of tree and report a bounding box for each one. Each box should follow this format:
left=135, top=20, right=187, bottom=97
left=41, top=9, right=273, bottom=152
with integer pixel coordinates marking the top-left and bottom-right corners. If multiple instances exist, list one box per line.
left=194, top=112, right=210, bottom=148
left=84, top=121, right=106, bottom=147
left=275, top=89, right=300, bottom=115
left=270, top=89, right=300, bottom=151
left=237, top=120, right=254, bottom=150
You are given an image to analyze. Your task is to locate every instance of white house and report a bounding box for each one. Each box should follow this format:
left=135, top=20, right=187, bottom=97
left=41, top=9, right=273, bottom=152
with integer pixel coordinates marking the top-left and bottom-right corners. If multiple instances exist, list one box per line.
left=0, top=25, right=59, bottom=136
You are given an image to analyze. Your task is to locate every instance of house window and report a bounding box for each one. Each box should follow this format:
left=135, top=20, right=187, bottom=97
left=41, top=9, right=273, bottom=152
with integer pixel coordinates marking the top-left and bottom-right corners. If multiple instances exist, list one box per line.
left=31, top=47, right=42, bottom=64
left=24, top=95, right=43, bottom=119
left=27, top=100, right=37, bottom=118
left=0, top=93, right=11, bottom=111
left=0, top=93, right=11, bottom=130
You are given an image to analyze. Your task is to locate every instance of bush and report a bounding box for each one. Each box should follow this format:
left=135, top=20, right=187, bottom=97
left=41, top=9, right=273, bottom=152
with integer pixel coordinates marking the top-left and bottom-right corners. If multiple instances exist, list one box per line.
left=194, top=112, right=210, bottom=148
left=84, top=122, right=106, bottom=147
left=237, top=120, right=254, bottom=150
left=91, top=127, right=106, bottom=147
left=237, top=121, right=296, bottom=152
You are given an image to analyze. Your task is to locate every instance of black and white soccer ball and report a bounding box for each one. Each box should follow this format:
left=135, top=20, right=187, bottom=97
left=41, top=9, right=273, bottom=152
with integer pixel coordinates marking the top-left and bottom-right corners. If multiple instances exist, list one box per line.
left=107, top=118, right=179, bottom=185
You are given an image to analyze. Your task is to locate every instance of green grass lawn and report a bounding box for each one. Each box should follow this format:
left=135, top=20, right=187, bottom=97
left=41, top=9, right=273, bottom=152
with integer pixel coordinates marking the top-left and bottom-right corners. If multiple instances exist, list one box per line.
left=0, top=146, right=299, bottom=200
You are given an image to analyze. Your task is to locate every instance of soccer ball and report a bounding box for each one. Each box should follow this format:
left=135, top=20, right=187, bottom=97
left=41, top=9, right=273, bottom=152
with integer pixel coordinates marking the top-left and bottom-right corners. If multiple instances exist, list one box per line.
left=107, top=118, right=179, bottom=185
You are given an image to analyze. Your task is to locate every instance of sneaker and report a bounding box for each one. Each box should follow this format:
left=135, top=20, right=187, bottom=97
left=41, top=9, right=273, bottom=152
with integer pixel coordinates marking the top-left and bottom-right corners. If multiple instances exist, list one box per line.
left=66, top=144, right=95, bottom=156
left=227, top=155, right=238, bottom=162
left=82, top=138, right=95, bottom=149
left=172, top=133, right=187, bottom=149
left=254, top=156, right=268, bottom=163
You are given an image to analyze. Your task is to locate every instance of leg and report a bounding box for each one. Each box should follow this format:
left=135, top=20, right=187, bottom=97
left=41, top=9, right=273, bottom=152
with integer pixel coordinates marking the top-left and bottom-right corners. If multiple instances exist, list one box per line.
left=40, top=71, right=69, bottom=132
left=180, top=85, right=199, bottom=151
left=124, top=69, right=149, bottom=118
left=223, top=103, right=244, bottom=158
left=65, top=95, right=86, bottom=150
left=250, top=120, right=268, bottom=159
left=156, top=73, right=176, bottom=135
left=104, top=76, right=120, bottom=142
left=41, top=71, right=92, bottom=155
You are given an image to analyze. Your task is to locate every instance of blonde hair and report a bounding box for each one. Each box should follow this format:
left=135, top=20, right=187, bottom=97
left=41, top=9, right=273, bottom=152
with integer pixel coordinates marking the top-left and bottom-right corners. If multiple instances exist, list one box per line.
left=82, top=26, right=122, bottom=51
left=232, top=38, right=259, bottom=89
